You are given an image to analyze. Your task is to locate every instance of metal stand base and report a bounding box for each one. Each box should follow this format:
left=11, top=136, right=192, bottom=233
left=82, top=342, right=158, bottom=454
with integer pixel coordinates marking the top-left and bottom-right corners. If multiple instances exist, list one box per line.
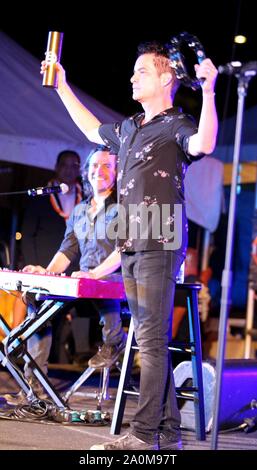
left=63, top=365, right=111, bottom=409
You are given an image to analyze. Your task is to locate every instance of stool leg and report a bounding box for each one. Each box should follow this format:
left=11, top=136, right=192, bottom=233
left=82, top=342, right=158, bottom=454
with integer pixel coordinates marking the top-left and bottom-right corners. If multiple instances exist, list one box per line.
left=110, top=318, right=136, bottom=435
left=187, top=289, right=206, bottom=440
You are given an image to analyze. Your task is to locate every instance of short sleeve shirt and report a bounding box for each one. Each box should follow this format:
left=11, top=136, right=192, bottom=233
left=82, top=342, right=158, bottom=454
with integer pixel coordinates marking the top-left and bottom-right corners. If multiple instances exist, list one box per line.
left=99, top=107, right=203, bottom=256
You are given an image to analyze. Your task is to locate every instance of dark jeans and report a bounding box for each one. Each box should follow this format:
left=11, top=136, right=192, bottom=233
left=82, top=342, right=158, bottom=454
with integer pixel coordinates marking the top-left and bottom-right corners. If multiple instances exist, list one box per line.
left=121, top=250, right=183, bottom=444
left=93, top=298, right=126, bottom=346
left=25, top=298, right=124, bottom=379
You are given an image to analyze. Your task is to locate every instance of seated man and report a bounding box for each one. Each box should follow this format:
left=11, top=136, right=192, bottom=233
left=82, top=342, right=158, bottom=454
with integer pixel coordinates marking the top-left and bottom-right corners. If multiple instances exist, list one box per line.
left=4, top=145, right=126, bottom=403
left=11, top=148, right=83, bottom=328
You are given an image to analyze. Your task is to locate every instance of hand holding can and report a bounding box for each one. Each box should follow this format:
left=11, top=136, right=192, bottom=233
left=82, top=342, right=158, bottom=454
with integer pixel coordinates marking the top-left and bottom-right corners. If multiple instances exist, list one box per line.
left=42, top=31, right=63, bottom=88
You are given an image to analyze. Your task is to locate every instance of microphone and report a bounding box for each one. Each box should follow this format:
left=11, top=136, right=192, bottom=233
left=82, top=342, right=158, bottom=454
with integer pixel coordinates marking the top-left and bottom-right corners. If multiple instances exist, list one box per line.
left=218, top=61, right=257, bottom=76
left=27, top=183, right=69, bottom=197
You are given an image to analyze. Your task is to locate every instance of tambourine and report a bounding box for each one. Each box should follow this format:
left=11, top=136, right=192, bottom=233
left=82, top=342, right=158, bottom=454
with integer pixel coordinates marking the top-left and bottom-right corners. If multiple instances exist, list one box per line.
left=168, top=32, right=206, bottom=90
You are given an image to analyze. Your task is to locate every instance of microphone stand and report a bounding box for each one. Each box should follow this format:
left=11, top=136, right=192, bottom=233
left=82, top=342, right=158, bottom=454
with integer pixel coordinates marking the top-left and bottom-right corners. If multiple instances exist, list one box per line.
left=211, top=64, right=257, bottom=449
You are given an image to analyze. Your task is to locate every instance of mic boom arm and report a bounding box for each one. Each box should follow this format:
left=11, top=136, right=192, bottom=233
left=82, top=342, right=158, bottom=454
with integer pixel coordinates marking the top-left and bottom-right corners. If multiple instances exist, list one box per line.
left=0, top=183, right=69, bottom=197
left=27, top=183, right=69, bottom=196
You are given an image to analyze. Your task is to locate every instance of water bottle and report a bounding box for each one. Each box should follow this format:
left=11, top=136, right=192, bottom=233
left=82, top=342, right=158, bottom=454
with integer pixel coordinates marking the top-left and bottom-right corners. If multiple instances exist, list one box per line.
left=42, top=31, right=63, bottom=88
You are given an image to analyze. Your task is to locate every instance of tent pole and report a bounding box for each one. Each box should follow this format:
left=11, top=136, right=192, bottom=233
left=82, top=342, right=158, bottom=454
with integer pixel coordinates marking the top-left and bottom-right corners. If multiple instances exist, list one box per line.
left=9, top=211, right=18, bottom=270
left=201, top=229, right=211, bottom=271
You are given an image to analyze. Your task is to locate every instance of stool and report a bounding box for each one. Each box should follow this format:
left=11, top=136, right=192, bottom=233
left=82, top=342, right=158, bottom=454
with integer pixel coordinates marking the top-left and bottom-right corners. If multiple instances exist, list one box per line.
left=110, top=282, right=206, bottom=440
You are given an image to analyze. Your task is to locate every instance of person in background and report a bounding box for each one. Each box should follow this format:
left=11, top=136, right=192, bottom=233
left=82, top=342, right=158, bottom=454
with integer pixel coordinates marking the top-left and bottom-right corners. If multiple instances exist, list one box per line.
left=12, top=150, right=82, bottom=328
left=4, top=146, right=126, bottom=405
left=41, top=39, right=218, bottom=451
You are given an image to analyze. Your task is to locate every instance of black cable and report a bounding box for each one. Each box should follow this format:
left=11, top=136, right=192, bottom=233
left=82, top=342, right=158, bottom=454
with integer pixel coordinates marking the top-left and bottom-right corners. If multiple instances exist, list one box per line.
left=243, top=416, right=257, bottom=433
left=219, top=422, right=249, bottom=433
left=0, top=400, right=111, bottom=425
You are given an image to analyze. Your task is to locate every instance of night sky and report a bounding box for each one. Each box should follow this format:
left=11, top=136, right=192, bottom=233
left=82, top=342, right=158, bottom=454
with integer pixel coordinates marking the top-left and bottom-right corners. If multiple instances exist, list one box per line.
left=2, top=0, right=257, bottom=122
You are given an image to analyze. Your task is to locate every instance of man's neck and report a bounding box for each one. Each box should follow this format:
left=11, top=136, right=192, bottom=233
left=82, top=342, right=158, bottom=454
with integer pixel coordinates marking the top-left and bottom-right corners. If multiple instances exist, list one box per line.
left=92, top=189, right=112, bottom=207
left=141, top=96, right=173, bottom=124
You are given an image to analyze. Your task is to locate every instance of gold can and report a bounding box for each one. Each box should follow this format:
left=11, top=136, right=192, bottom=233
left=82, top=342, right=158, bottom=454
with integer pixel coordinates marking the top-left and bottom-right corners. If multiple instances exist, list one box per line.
left=42, top=31, right=63, bottom=88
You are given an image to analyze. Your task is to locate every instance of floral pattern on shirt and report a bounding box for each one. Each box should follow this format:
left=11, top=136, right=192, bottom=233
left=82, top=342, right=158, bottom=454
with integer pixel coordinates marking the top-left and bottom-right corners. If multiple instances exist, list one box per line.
left=142, top=195, right=158, bottom=206
left=135, top=143, right=154, bottom=162
left=99, top=107, right=203, bottom=255
left=153, top=170, right=170, bottom=178
left=120, top=178, right=135, bottom=197
left=117, top=169, right=123, bottom=182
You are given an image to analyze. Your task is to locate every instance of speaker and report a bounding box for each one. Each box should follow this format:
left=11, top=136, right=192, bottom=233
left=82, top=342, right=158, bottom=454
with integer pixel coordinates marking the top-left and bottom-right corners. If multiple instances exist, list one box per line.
left=219, top=359, right=257, bottom=429
left=174, top=360, right=215, bottom=432
left=174, top=359, right=257, bottom=432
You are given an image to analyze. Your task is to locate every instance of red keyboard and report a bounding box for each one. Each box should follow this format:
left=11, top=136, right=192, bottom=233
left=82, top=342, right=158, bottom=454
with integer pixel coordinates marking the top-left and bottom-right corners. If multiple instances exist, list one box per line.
left=0, top=269, right=125, bottom=299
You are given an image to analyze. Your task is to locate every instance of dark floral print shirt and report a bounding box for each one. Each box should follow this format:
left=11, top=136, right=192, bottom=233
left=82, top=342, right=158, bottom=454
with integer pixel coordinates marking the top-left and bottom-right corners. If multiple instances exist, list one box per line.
left=99, top=107, right=204, bottom=256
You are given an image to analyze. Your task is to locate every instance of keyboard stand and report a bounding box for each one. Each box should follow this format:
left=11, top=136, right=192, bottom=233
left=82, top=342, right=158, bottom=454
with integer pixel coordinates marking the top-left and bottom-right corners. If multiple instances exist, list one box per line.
left=63, top=365, right=110, bottom=409
left=0, top=297, right=69, bottom=408
left=1, top=292, right=115, bottom=410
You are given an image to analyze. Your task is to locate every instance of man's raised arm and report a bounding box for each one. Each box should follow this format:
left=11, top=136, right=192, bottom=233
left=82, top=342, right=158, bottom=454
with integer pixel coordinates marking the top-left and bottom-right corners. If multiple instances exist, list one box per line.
left=41, top=61, right=104, bottom=144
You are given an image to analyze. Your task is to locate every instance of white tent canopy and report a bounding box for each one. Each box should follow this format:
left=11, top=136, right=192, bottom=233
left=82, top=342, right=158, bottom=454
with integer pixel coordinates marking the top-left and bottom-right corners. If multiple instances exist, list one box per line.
left=185, top=156, right=224, bottom=233
left=0, top=31, right=123, bottom=170
left=212, top=105, right=257, bottom=163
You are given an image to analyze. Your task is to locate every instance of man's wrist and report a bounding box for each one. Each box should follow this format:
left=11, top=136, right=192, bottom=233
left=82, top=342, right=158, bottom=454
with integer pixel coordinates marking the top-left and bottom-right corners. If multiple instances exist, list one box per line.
left=202, top=91, right=216, bottom=97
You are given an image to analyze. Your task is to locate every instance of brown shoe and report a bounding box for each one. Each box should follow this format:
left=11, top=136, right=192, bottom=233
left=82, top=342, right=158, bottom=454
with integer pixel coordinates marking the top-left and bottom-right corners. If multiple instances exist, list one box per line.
left=159, top=432, right=183, bottom=450
left=88, top=341, right=126, bottom=369
left=90, top=433, right=159, bottom=450
left=2, top=388, right=48, bottom=406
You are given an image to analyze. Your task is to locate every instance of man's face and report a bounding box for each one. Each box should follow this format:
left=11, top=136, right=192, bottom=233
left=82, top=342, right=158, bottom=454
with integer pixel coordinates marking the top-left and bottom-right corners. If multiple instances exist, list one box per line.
left=56, top=154, right=80, bottom=186
left=87, top=151, right=116, bottom=195
left=130, top=53, right=164, bottom=103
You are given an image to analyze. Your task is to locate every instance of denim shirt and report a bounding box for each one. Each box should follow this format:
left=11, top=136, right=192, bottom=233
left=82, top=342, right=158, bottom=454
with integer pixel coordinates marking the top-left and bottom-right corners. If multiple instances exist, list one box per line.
left=58, top=194, right=118, bottom=270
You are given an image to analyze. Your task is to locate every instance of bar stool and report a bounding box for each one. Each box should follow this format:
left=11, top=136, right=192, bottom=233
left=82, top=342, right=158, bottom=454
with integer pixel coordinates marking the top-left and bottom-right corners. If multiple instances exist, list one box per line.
left=110, top=282, right=206, bottom=440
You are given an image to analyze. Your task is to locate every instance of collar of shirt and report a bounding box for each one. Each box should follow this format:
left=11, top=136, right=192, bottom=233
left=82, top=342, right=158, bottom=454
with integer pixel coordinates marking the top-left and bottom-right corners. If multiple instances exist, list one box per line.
left=86, top=191, right=117, bottom=221
left=133, top=106, right=183, bottom=128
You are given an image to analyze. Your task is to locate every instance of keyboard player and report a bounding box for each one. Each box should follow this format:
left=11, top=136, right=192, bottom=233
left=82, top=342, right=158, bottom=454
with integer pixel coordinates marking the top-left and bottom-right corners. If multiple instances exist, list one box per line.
left=4, top=145, right=127, bottom=405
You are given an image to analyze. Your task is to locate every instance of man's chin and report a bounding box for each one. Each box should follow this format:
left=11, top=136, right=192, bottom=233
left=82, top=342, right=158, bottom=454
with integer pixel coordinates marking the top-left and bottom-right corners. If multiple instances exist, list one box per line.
left=132, top=93, right=142, bottom=102
left=95, top=185, right=113, bottom=194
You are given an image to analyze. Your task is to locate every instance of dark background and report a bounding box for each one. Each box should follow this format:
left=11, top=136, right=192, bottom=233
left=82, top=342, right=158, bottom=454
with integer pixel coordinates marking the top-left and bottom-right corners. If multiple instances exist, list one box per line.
left=1, top=0, right=257, bottom=125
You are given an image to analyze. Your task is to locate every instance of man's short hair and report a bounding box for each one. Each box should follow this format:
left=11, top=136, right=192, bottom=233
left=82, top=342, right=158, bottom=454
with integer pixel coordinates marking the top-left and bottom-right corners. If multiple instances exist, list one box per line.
left=137, top=41, right=171, bottom=60
left=82, top=145, right=117, bottom=201
left=137, top=40, right=179, bottom=95
left=83, top=144, right=113, bottom=172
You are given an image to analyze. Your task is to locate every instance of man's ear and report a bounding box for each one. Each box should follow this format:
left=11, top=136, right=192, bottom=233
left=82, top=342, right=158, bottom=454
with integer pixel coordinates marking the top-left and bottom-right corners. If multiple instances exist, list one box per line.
left=161, top=71, right=173, bottom=87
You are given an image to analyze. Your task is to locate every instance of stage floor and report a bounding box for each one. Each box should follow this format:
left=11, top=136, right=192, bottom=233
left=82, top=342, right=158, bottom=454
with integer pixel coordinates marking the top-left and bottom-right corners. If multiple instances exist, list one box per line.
left=0, top=365, right=257, bottom=452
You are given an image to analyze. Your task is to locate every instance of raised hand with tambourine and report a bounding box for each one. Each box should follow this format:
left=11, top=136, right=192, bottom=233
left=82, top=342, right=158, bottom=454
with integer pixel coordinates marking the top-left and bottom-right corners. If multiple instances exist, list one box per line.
left=167, top=31, right=217, bottom=94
